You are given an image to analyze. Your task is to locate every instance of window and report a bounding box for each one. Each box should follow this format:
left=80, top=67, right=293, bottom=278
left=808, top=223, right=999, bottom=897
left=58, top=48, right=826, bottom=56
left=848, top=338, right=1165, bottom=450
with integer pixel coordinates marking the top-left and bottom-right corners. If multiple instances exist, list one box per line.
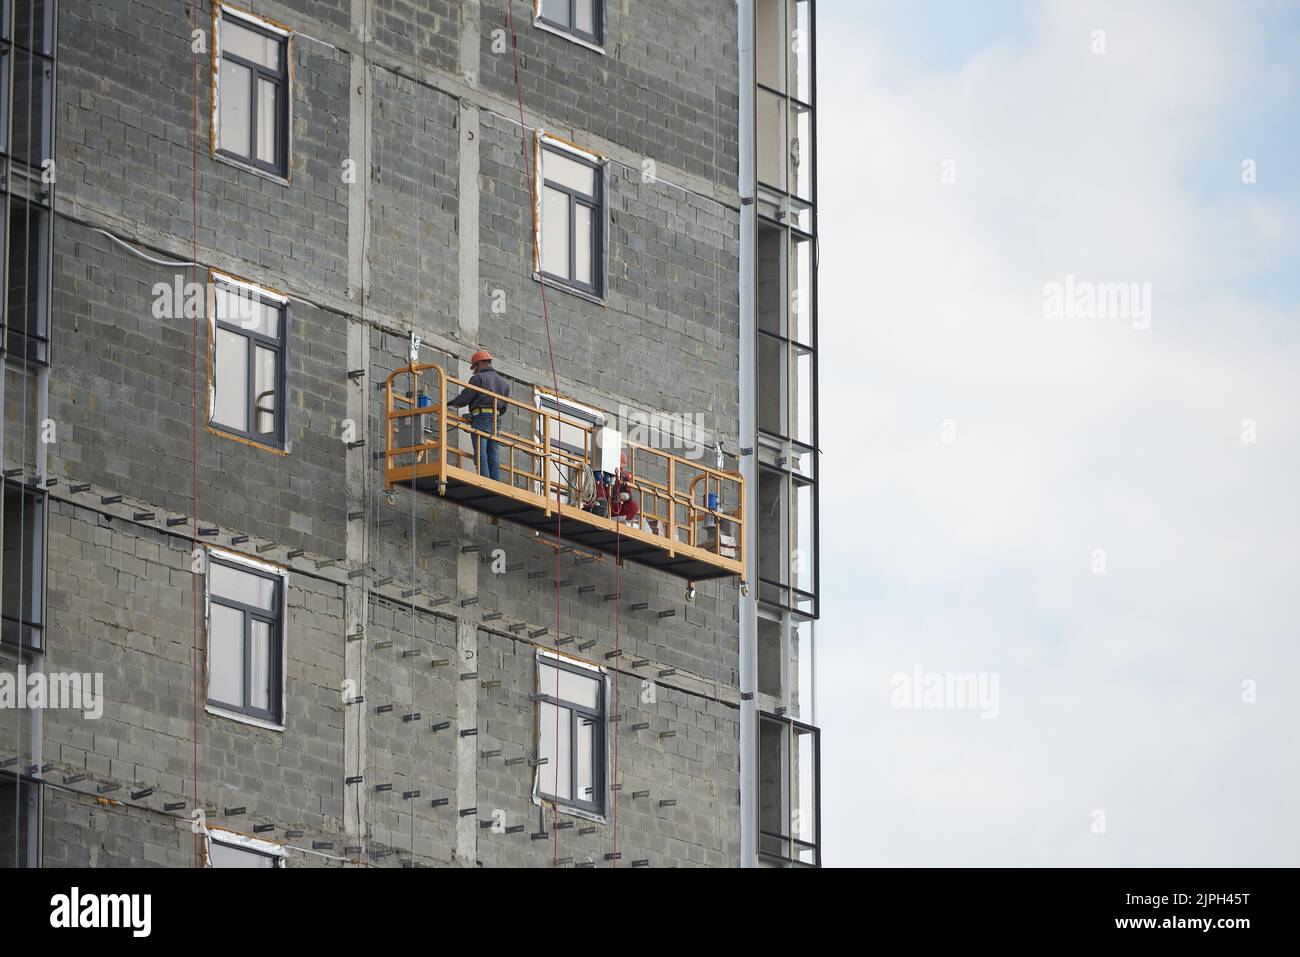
left=534, top=390, right=604, bottom=503
left=215, top=7, right=290, bottom=177
left=1, top=0, right=55, bottom=364
left=758, top=712, right=820, bottom=867
left=1, top=482, right=44, bottom=652
left=208, top=272, right=288, bottom=448
left=536, top=136, right=605, bottom=297
left=207, top=829, right=285, bottom=868
left=206, top=553, right=284, bottom=725
left=0, top=771, right=40, bottom=868
left=536, top=0, right=603, bottom=47
left=535, top=653, right=606, bottom=815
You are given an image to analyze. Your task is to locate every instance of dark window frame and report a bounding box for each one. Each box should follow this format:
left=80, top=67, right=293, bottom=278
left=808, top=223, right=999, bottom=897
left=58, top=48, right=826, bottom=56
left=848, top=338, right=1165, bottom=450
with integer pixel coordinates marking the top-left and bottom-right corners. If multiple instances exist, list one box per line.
left=536, top=0, right=604, bottom=47
left=757, top=711, right=820, bottom=868
left=1, top=479, right=45, bottom=654
left=1, top=0, right=57, bottom=366
left=0, top=768, right=40, bottom=868
left=216, top=9, right=290, bottom=178
left=206, top=554, right=284, bottom=725
left=535, top=654, right=606, bottom=816
left=207, top=831, right=286, bottom=868
left=537, top=140, right=606, bottom=298
left=208, top=276, right=289, bottom=448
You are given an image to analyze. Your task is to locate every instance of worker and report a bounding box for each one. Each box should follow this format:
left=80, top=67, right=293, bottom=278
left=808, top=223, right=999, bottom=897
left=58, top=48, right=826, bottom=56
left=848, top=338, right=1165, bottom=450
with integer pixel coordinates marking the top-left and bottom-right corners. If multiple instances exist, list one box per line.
left=449, top=350, right=510, bottom=481
left=599, top=451, right=639, bottom=524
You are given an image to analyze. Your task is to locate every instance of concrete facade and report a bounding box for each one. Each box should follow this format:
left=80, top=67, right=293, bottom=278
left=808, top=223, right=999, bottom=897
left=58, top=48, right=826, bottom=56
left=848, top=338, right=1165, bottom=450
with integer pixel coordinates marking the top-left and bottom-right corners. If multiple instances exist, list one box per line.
left=1, top=0, right=757, bottom=868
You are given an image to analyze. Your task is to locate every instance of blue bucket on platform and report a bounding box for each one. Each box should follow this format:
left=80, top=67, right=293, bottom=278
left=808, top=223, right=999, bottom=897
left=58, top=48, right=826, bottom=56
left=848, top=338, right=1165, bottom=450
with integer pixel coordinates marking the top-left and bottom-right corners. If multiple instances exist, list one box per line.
left=707, top=492, right=719, bottom=511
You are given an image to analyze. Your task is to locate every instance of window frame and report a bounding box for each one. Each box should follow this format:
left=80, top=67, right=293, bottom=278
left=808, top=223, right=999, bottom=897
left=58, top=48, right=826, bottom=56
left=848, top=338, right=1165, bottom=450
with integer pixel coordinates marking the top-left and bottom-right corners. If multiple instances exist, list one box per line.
left=533, top=651, right=608, bottom=817
left=534, top=388, right=605, bottom=504
left=757, top=711, right=820, bottom=868
left=1, top=479, right=46, bottom=654
left=212, top=4, right=292, bottom=180
left=204, top=550, right=287, bottom=729
left=206, top=827, right=286, bottom=868
left=206, top=270, right=290, bottom=451
left=534, top=0, right=605, bottom=50
left=1, top=0, right=58, bottom=366
left=534, top=133, right=607, bottom=300
left=0, top=768, right=41, bottom=868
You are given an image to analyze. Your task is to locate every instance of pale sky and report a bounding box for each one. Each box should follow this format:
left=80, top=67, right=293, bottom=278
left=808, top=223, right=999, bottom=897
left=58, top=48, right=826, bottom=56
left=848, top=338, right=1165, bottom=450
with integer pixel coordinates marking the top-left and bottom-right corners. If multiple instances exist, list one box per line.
left=817, top=0, right=1300, bottom=866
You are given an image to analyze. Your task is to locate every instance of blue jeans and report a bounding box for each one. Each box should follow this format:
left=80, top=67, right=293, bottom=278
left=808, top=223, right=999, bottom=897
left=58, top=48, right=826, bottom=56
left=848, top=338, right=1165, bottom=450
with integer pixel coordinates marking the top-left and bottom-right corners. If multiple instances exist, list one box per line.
left=471, top=411, right=500, bottom=481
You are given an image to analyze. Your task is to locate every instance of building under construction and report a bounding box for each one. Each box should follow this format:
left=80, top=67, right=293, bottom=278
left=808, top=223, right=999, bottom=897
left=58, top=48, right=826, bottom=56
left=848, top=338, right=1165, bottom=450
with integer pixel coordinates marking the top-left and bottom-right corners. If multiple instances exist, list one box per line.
left=0, top=0, right=819, bottom=867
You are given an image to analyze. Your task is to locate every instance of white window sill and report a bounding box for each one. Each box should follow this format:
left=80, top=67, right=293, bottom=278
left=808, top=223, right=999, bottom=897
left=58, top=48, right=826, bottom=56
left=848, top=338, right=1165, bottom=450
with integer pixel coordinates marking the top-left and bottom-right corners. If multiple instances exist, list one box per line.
left=532, top=271, right=606, bottom=307
left=533, top=791, right=607, bottom=826
left=534, top=18, right=606, bottom=55
left=214, top=150, right=291, bottom=187
left=206, top=703, right=285, bottom=733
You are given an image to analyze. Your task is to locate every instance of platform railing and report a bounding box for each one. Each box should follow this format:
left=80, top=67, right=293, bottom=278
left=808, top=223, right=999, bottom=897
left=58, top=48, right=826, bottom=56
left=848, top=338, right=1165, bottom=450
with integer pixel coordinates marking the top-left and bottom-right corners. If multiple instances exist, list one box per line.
left=384, top=363, right=744, bottom=569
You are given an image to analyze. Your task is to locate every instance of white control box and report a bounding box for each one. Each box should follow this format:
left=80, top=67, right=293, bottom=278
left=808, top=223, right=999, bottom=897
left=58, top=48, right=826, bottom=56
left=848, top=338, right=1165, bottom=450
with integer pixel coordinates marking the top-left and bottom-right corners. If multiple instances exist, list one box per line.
left=594, top=427, right=622, bottom=474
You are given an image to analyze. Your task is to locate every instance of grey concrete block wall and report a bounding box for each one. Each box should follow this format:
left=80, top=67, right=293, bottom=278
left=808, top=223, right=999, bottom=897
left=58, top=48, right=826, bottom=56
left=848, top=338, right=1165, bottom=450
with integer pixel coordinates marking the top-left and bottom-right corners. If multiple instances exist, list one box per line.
left=33, top=499, right=348, bottom=865
left=7, top=0, right=748, bottom=868
left=477, top=0, right=739, bottom=185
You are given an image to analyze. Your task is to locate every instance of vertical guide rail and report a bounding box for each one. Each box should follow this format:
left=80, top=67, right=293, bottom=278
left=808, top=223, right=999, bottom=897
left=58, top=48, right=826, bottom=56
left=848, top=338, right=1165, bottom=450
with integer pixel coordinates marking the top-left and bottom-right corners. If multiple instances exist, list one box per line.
left=437, top=365, right=447, bottom=490
left=666, top=458, right=676, bottom=553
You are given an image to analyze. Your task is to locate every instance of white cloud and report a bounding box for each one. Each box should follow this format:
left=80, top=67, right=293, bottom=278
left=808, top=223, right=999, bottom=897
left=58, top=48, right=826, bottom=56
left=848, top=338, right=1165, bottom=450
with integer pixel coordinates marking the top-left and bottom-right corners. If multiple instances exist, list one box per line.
left=817, top=0, right=1300, bottom=865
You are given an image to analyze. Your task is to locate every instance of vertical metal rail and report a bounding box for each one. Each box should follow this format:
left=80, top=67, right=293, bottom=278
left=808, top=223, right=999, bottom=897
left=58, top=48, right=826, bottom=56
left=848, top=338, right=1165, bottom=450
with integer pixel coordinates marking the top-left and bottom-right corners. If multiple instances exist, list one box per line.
left=737, top=0, right=759, bottom=868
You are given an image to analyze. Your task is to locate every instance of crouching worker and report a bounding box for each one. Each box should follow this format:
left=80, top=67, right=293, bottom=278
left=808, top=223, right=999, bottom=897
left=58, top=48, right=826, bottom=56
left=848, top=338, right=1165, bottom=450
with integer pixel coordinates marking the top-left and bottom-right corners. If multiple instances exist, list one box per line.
left=449, top=350, right=510, bottom=481
left=596, top=452, right=639, bottom=525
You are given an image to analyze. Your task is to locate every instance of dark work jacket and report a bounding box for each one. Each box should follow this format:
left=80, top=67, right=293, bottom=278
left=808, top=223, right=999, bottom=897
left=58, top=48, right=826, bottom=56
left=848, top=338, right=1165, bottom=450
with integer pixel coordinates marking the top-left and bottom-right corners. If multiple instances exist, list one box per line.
left=450, top=365, right=510, bottom=413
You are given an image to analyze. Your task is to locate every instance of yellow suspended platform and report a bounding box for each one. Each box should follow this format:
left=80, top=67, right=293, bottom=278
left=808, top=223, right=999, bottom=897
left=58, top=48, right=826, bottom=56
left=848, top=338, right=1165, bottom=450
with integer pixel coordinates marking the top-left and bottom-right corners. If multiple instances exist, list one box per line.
left=384, top=363, right=745, bottom=583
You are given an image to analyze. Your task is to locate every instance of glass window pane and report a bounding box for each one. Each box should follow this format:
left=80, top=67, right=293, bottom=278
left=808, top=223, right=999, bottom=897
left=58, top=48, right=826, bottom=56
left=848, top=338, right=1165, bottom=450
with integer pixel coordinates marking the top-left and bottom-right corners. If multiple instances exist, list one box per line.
left=222, top=18, right=280, bottom=69
left=0, top=49, right=9, bottom=155
left=538, top=702, right=572, bottom=799
left=794, top=619, right=813, bottom=722
left=210, top=562, right=277, bottom=610
left=11, top=47, right=51, bottom=168
left=220, top=59, right=252, bottom=157
left=794, top=0, right=813, bottom=103
left=576, top=718, right=594, bottom=801
left=792, top=233, right=813, bottom=345
left=575, top=0, right=594, bottom=35
left=211, top=328, right=249, bottom=430
left=757, top=334, right=786, bottom=437
left=539, top=0, right=571, bottom=29
left=2, top=487, right=42, bottom=631
left=210, top=841, right=278, bottom=868
left=540, top=186, right=570, bottom=278
left=573, top=203, right=593, bottom=285
left=14, top=1, right=55, bottom=56
left=0, top=773, right=38, bottom=867
left=793, top=102, right=814, bottom=202
left=756, top=0, right=784, bottom=91
left=758, top=717, right=787, bottom=844
left=249, top=619, right=272, bottom=713
left=793, top=477, right=814, bottom=594
left=253, top=346, right=278, bottom=437
left=538, top=661, right=599, bottom=709
left=795, top=346, right=813, bottom=446
left=7, top=200, right=50, bottom=349
left=215, top=287, right=280, bottom=337
left=209, top=604, right=245, bottom=707
left=794, top=725, right=818, bottom=855
left=757, top=222, right=784, bottom=336
left=758, top=469, right=788, bottom=585
left=757, top=88, right=786, bottom=190
left=256, top=78, right=279, bottom=165
left=543, top=148, right=595, bottom=196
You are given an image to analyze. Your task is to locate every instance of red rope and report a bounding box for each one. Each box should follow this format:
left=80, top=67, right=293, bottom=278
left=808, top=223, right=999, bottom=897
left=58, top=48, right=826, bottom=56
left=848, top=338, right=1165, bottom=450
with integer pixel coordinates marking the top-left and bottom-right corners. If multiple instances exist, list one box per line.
left=505, top=0, right=567, bottom=868
left=189, top=1, right=201, bottom=867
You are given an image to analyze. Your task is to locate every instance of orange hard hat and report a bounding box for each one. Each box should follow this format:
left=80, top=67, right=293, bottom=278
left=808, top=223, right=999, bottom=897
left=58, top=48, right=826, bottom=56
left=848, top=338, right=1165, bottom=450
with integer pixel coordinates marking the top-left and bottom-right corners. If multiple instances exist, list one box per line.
left=470, top=349, right=493, bottom=365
